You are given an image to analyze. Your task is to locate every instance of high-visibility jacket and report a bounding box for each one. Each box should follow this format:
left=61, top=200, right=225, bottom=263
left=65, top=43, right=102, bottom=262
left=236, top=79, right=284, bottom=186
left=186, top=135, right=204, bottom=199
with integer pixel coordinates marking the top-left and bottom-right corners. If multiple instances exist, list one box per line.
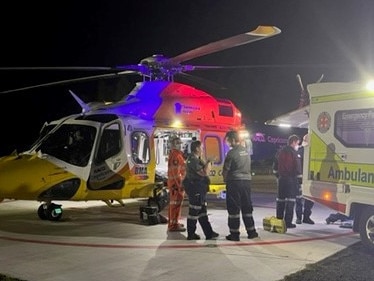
left=167, top=149, right=186, bottom=189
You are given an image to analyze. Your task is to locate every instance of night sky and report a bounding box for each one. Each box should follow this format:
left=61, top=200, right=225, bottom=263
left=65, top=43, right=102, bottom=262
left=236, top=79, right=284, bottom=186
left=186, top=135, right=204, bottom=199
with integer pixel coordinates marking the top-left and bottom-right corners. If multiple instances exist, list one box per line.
left=1, top=0, right=373, bottom=155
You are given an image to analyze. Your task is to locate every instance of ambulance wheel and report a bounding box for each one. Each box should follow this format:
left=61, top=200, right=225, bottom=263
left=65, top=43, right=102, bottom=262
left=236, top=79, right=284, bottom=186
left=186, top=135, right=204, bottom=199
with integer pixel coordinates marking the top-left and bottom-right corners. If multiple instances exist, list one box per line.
left=359, top=206, right=374, bottom=251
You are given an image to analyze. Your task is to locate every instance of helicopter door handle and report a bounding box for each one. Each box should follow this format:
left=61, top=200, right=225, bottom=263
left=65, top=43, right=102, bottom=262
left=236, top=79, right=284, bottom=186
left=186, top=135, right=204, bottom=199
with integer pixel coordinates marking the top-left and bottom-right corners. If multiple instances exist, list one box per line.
left=110, top=159, right=121, bottom=170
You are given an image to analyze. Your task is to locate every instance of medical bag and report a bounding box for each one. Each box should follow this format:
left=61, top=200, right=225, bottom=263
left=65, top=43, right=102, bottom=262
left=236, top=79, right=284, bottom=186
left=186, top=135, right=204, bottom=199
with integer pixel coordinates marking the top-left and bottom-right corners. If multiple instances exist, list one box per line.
left=263, top=216, right=287, bottom=234
left=139, top=206, right=159, bottom=225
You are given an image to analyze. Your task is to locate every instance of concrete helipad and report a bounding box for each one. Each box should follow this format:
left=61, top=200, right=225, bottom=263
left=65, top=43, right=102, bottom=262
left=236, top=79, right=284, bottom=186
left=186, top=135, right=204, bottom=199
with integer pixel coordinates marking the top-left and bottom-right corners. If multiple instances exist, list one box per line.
left=0, top=191, right=359, bottom=281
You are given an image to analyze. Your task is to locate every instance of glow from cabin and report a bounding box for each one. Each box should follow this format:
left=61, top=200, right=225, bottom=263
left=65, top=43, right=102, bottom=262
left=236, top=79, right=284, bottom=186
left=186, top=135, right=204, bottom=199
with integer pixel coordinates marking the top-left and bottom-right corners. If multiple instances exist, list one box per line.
left=171, top=119, right=183, bottom=128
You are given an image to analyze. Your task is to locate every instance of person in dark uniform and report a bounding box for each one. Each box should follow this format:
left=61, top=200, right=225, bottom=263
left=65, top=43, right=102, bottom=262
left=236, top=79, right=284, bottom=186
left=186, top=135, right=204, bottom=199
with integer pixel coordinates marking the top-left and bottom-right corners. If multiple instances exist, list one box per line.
left=295, top=135, right=315, bottom=224
left=183, top=136, right=197, bottom=159
left=273, top=134, right=302, bottom=229
left=222, top=130, right=258, bottom=241
left=184, top=140, right=219, bottom=240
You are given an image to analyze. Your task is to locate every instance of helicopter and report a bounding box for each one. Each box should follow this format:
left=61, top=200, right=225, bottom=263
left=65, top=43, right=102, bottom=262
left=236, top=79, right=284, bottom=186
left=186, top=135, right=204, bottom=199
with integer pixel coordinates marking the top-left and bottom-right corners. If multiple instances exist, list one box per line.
left=0, top=25, right=281, bottom=221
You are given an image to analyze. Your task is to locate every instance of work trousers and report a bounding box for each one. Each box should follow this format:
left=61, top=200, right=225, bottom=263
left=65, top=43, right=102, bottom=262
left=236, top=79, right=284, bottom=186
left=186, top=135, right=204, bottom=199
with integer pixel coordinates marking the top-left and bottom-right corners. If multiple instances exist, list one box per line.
left=226, top=180, right=256, bottom=238
left=295, top=184, right=314, bottom=220
left=186, top=181, right=213, bottom=237
left=168, top=186, right=185, bottom=230
left=276, top=176, right=298, bottom=225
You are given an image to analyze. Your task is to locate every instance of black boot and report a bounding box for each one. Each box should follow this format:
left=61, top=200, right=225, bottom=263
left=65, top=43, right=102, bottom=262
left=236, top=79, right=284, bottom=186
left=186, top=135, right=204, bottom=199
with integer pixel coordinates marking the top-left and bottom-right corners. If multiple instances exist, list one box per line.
left=284, top=200, right=296, bottom=228
left=302, top=217, right=315, bottom=224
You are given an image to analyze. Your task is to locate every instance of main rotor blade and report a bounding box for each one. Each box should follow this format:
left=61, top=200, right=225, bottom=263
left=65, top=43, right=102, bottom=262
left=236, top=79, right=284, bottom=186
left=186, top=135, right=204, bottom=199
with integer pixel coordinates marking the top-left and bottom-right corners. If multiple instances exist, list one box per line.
left=170, top=25, right=281, bottom=64
left=0, top=66, right=113, bottom=71
left=0, top=71, right=134, bottom=95
left=177, top=72, right=227, bottom=90
left=188, top=63, right=346, bottom=71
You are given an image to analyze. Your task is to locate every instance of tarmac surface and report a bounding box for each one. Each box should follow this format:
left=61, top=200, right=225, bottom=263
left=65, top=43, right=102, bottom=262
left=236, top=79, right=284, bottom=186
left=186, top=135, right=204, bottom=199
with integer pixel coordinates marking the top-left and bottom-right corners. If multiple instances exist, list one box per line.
left=0, top=177, right=360, bottom=281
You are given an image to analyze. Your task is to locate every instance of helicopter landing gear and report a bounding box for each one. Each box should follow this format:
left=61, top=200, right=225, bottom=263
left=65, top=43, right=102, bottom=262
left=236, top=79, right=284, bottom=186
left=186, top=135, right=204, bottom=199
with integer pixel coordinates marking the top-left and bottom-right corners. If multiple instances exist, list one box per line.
left=37, top=203, right=63, bottom=221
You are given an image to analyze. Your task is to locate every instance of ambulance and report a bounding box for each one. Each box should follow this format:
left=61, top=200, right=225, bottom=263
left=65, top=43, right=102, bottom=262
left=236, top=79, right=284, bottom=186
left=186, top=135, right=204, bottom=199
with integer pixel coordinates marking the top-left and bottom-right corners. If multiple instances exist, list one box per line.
left=266, top=81, right=374, bottom=250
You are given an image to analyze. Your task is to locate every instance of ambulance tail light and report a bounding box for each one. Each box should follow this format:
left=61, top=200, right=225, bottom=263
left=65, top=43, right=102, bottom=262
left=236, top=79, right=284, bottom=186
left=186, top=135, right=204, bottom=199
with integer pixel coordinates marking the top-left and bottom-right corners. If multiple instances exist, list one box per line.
left=321, top=191, right=332, bottom=201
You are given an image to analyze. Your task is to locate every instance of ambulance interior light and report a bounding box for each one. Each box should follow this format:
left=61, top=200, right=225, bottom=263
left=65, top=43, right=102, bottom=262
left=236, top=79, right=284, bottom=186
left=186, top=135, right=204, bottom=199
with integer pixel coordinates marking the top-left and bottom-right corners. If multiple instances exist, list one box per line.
left=365, top=79, right=374, bottom=91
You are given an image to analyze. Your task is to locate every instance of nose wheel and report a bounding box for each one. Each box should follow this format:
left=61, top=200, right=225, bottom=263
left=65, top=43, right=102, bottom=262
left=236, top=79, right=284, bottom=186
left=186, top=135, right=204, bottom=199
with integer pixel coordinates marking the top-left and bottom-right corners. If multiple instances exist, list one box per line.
left=37, top=203, right=63, bottom=221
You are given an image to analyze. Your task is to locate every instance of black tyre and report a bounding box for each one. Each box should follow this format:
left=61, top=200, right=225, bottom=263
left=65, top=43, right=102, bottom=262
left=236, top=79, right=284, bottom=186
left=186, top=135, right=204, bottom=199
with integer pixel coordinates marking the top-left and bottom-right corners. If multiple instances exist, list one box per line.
left=47, top=203, right=63, bottom=221
left=359, top=206, right=374, bottom=251
left=37, top=204, right=48, bottom=220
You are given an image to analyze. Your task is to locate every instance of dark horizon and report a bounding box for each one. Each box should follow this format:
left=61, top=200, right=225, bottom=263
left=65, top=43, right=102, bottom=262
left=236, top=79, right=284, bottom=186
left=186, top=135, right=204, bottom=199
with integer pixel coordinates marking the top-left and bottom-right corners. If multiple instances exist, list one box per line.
left=1, top=1, right=373, bottom=155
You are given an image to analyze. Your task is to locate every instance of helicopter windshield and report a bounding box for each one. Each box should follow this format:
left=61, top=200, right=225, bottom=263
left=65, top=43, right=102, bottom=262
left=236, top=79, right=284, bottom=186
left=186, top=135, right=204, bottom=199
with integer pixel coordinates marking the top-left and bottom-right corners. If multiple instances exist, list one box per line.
left=36, top=124, right=96, bottom=167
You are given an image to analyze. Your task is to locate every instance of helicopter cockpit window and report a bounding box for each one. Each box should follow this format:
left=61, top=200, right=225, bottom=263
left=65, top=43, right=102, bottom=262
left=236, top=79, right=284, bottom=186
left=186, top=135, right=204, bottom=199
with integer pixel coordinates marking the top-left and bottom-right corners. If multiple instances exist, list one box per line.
left=97, top=123, right=122, bottom=162
left=37, top=124, right=96, bottom=167
left=131, top=131, right=150, bottom=164
left=218, top=105, right=234, bottom=117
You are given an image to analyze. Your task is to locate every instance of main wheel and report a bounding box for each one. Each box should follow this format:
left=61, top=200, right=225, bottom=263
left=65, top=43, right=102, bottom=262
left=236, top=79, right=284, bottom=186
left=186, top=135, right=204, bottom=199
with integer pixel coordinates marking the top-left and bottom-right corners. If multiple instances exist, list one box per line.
left=359, top=206, right=374, bottom=251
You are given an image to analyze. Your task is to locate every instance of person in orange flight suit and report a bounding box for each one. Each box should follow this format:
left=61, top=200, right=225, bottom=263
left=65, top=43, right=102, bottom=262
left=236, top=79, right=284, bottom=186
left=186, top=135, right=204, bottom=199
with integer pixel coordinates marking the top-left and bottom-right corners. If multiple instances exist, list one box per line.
left=167, top=136, right=187, bottom=232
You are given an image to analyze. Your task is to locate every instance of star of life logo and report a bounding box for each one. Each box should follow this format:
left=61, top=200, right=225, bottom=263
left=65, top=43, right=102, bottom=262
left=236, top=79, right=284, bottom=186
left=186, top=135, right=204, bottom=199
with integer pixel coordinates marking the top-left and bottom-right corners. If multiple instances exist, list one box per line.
left=317, top=111, right=331, bottom=133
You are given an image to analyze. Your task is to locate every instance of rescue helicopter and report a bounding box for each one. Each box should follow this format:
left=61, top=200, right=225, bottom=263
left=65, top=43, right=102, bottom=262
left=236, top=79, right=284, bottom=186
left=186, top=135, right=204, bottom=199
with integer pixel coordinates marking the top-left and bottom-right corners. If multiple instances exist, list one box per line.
left=0, top=25, right=281, bottom=221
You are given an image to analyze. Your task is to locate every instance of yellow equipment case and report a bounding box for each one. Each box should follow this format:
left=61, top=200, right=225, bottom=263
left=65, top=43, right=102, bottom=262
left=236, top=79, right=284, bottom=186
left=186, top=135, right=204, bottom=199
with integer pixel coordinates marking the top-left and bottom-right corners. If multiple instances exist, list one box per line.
left=263, top=216, right=287, bottom=234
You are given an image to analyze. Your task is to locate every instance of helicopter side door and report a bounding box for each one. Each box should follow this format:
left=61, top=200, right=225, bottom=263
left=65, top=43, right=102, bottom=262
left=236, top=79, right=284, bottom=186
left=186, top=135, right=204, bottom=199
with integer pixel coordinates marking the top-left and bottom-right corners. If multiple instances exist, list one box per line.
left=87, top=121, right=125, bottom=191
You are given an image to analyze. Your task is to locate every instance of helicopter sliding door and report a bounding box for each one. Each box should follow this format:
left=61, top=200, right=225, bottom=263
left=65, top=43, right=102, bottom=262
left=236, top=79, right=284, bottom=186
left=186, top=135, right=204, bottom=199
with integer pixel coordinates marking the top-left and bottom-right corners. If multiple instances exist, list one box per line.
left=153, top=129, right=200, bottom=180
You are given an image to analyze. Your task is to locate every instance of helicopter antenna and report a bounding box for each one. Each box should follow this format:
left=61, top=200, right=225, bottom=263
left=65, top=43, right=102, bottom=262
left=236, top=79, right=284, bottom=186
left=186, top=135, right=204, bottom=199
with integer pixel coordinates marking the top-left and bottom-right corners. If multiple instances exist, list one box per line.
left=296, top=74, right=324, bottom=109
left=296, top=74, right=308, bottom=109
